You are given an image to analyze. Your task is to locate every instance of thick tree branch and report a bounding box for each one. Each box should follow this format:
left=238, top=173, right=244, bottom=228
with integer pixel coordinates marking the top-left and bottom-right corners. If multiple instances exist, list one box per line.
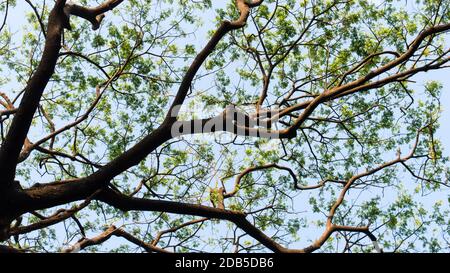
left=68, top=0, right=125, bottom=30
left=16, top=0, right=265, bottom=214
left=0, top=244, right=24, bottom=253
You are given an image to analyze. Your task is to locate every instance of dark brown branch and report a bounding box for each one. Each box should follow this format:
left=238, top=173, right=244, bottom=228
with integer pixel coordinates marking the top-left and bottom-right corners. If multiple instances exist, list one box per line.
left=25, top=0, right=47, bottom=37
left=0, top=108, right=16, bottom=117
left=9, top=190, right=101, bottom=236
left=0, top=0, right=67, bottom=188
left=69, top=0, right=125, bottom=30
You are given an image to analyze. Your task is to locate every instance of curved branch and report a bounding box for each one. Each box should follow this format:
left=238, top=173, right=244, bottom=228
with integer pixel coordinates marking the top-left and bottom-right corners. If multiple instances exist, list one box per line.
left=0, top=0, right=67, bottom=188
left=68, top=0, right=125, bottom=30
left=166, top=0, right=264, bottom=120
left=300, top=127, right=426, bottom=253
left=193, top=22, right=450, bottom=140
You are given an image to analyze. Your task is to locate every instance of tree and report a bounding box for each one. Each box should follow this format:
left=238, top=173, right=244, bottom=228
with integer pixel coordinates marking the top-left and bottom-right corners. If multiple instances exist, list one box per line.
left=0, top=0, right=449, bottom=253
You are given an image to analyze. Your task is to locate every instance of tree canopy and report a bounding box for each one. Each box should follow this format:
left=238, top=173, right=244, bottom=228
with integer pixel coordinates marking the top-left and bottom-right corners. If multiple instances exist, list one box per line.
left=0, top=0, right=449, bottom=253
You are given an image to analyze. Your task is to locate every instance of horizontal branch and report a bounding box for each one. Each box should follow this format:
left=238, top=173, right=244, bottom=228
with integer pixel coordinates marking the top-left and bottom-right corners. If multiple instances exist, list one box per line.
left=63, top=225, right=168, bottom=253
left=0, top=0, right=67, bottom=188
left=0, top=245, right=24, bottom=253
